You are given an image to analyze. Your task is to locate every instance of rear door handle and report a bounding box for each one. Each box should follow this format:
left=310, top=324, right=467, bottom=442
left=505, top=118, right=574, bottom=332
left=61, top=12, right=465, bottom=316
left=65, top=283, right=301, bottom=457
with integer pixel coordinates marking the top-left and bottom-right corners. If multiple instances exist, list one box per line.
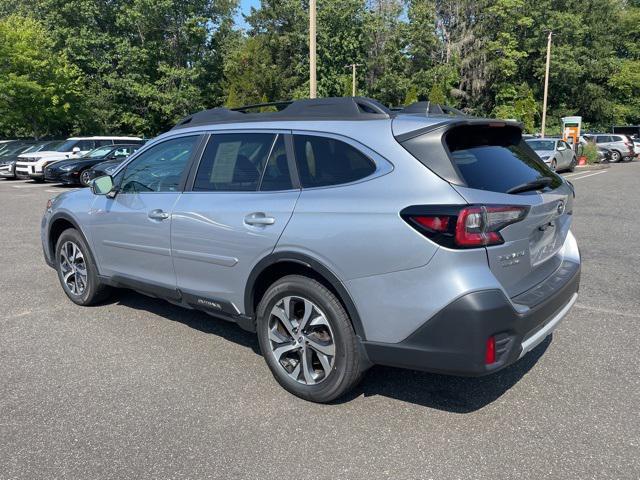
left=148, top=209, right=170, bottom=221
left=244, top=212, right=275, bottom=226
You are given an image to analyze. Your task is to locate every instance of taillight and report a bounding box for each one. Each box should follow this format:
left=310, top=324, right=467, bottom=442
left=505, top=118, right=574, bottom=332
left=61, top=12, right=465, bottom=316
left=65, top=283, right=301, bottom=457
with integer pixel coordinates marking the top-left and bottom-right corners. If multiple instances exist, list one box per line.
left=485, top=336, right=496, bottom=364
left=403, top=205, right=528, bottom=249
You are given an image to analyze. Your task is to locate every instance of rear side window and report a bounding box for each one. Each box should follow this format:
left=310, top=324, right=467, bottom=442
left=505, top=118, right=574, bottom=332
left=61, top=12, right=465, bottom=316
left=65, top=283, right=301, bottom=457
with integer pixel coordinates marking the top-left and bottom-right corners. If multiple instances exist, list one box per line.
left=259, top=135, right=292, bottom=191
left=77, top=140, right=95, bottom=150
left=194, top=133, right=276, bottom=192
left=293, top=135, right=375, bottom=188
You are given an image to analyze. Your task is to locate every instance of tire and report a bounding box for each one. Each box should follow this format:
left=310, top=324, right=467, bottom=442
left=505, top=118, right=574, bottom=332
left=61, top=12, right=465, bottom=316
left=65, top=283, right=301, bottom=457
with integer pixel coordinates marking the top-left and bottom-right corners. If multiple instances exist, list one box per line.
left=55, top=228, right=111, bottom=306
left=79, top=169, right=92, bottom=187
left=568, top=156, right=577, bottom=172
left=256, top=275, right=363, bottom=403
left=550, top=159, right=557, bottom=171
left=610, top=150, right=621, bottom=162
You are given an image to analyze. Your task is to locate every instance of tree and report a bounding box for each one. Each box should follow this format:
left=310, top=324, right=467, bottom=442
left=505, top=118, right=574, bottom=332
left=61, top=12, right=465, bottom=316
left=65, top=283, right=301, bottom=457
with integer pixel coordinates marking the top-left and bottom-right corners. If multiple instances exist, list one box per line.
left=0, top=15, right=84, bottom=138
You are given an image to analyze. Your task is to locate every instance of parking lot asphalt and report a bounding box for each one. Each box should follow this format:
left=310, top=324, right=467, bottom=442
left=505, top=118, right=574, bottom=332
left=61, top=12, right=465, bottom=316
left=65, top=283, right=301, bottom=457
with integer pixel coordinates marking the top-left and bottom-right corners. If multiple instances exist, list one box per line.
left=1, top=164, right=639, bottom=480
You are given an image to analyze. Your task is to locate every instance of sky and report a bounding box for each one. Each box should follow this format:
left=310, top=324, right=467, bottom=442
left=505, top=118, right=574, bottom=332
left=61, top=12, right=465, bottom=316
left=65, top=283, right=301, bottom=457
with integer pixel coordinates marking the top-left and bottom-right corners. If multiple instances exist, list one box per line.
left=235, top=0, right=260, bottom=28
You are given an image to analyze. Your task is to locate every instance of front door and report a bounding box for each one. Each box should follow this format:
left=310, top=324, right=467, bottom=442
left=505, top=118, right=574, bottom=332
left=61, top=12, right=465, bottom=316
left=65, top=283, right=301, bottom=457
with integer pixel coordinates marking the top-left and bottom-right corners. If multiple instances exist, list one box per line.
left=171, top=132, right=300, bottom=315
left=90, top=135, right=201, bottom=292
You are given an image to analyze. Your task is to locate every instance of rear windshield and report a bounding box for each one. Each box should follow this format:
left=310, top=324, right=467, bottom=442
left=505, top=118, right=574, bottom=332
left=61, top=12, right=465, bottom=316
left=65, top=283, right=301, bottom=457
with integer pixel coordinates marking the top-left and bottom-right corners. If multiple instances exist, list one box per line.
left=526, top=139, right=555, bottom=151
left=444, top=125, right=561, bottom=193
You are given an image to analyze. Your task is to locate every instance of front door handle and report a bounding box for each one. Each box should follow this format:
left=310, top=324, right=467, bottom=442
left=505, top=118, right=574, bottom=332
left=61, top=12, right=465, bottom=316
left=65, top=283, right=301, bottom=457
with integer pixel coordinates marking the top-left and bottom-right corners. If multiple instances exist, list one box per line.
left=148, top=209, right=170, bottom=221
left=244, top=212, right=275, bottom=226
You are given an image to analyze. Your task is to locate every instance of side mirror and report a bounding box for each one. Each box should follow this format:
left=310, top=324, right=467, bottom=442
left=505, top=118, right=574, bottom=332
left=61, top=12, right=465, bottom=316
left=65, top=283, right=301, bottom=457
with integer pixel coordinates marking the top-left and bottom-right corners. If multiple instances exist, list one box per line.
left=92, top=175, right=114, bottom=195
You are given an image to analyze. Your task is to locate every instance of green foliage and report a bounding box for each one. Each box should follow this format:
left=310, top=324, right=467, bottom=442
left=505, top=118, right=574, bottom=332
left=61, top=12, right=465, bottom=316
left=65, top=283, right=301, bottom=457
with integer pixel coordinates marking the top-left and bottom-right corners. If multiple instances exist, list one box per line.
left=0, top=0, right=638, bottom=138
left=493, top=83, right=538, bottom=132
left=581, top=141, right=600, bottom=164
left=0, top=15, right=84, bottom=138
left=403, top=86, right=419, bottom=106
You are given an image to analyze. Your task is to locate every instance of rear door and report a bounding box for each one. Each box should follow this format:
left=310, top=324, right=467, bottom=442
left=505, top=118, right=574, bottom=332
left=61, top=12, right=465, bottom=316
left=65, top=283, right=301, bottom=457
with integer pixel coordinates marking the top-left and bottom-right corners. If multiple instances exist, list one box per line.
left=170, top=131, right=300, bottom=314
left=442, top=124, right=574, bottom=297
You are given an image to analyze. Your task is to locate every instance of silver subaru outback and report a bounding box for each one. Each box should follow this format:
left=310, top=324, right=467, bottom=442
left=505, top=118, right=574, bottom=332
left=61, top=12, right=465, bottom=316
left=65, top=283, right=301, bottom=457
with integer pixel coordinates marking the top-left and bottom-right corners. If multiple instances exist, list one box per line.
left=41, top=98, right=581, bottom=403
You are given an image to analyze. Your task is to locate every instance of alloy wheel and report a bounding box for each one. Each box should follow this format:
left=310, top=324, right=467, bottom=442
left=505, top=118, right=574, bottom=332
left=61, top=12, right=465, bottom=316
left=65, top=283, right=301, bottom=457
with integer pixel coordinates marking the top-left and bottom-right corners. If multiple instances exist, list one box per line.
left=59, top=241, right=88, bottom=296
left=80, top=170, right=92, bottom=186
left=267, top=296, right=336, bottom=385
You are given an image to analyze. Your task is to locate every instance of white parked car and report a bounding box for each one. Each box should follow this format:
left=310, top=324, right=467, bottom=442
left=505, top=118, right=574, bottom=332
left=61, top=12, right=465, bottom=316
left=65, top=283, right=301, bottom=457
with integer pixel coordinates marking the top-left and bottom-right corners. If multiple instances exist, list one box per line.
left=15, top=136, right=142, bottom=181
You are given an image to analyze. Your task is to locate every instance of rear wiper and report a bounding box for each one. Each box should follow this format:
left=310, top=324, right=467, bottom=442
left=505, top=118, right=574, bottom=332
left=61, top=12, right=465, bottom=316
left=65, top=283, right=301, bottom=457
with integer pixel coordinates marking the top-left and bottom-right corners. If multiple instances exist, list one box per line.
left=507, top=177, right=553, bottom=194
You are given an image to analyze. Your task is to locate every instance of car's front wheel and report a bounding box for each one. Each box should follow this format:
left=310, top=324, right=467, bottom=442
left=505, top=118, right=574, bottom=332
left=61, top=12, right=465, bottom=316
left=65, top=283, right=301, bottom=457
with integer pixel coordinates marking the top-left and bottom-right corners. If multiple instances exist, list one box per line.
left=256, top=275, right=363, bottom=403
left=610, top=150, right=621, bottom=162
left=79, top=169, right=92, bottom=187
left=550, top=159, right=557, bottom=171
left=55, top=229, right=111, bottom=306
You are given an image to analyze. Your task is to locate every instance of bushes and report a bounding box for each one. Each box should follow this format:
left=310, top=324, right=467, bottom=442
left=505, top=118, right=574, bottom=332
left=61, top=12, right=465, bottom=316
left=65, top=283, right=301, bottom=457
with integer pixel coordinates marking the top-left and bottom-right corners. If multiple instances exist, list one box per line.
left=581, top=142, right=600, bottom=164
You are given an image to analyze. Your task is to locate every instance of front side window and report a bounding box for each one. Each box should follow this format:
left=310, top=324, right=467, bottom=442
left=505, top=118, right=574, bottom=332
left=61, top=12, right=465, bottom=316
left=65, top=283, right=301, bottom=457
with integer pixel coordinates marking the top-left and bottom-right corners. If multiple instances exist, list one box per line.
left=119, top=136, right=198, bottom=193
left=193, top=133, right=276, bottom=192
left=293, top=135, right=376, bottom=188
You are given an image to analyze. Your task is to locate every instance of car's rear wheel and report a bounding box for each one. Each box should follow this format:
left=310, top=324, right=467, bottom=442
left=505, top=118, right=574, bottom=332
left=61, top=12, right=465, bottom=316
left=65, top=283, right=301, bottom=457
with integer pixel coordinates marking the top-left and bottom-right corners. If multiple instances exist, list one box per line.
left=55, top=229, right=111, bottom=306
left=79, top=169, right=92, bottom=187
left=256, top=275, right=363, bottom=403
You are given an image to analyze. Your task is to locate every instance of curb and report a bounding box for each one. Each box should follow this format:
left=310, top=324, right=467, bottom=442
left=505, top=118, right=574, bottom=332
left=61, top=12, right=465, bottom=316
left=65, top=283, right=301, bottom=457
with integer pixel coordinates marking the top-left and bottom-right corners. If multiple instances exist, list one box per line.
left=574, top=164, right=610, bottom=171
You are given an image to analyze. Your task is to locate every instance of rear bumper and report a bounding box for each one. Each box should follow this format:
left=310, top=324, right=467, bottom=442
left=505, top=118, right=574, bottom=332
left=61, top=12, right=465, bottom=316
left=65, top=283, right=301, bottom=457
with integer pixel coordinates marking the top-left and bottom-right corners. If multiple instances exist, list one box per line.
left=363, top=260, right=580, bottom=376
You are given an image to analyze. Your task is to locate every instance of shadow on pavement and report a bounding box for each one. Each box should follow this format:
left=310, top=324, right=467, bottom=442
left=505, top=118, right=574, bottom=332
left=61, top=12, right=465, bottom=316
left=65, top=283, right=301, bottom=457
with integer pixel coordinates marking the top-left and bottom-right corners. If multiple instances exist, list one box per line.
left=343, top=336, right=551, bottom=412
left=113, top=290, right=261, bottom=355
left=112, top=289, right=551, bottom=413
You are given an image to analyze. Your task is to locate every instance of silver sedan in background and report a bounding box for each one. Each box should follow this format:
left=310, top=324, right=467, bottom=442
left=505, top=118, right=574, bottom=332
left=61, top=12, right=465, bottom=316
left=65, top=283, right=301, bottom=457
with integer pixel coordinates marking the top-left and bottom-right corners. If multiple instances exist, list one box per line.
left=525, top=138, right=577, bottom=172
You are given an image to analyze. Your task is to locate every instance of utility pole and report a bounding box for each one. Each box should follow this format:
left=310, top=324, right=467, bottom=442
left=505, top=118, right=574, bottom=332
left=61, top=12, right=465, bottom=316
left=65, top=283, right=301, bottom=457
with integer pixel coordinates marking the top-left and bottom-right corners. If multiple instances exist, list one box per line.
left=345, top=63, right=362, bottom=96
left=309, top=0, right=317, bottom=99
left=541, top=30, right=553, bottom=138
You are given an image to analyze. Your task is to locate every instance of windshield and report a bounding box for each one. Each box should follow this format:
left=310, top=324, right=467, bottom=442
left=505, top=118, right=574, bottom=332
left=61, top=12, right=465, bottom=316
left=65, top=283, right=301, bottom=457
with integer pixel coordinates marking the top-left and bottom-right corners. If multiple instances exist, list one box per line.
left=0, top=143, right=33, bottom=157
left=55, top=140, right=79, bottom=152
left=84, top=146, right=114, bottom=158
left=526, top=140, right=556, bottom=151
left=38, top=140, right=65, bottom=151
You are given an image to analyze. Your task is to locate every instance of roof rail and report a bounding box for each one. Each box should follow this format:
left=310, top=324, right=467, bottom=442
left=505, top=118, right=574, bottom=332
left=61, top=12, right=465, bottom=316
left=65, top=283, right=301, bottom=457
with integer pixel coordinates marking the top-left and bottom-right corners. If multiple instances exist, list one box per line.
left=399, top=101, right=467, bottom=117
left=171, top=96, right=392, bottom=130
left=231, top=101, right=293, bottom=112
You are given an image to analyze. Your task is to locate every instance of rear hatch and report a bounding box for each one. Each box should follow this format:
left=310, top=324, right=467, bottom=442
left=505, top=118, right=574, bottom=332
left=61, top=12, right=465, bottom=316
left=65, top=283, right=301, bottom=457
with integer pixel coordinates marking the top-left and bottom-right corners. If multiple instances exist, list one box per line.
left=398, top=121, right=574, bottom=298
